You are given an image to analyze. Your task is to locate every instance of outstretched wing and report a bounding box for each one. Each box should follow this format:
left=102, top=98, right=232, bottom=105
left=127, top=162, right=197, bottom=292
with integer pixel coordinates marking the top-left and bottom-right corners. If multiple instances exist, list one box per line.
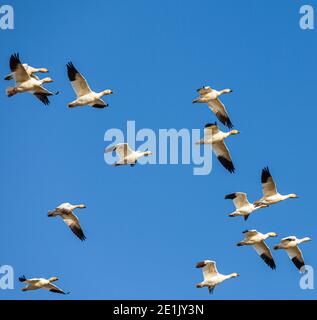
left=33, top=87, right=55, bottom=106
left=285, top=246, right=305, bottom=271
left=19, top=276, right=41, bottom=285
left=212, top=141, right=235, bottom=173
left=9, top=53, right=30, bottom=83
left=196, top=260, right=218, bottom=281
left=225, top=192, right=250, bottom=209
left=44, top=283, right=68, bottom=294
left=204, top=123, right=219, bottom=140
left=197, top=86, right=212, bottom=95
left=261, top=167, right=277, bottom=197
left=67, top=62, right=92, bottom=97
left=207, top=99, right=233, bottom=129
left=33, top=93, right=50, bottom=105
left=92, top=99, right=107, bottom=108
left=105, top=143, right=134, bottom=160
left=61, top=212, right=86, bottom=241
left=253, top=241, right=276, bottom=270
left=242, top=230, right=259, bottom=237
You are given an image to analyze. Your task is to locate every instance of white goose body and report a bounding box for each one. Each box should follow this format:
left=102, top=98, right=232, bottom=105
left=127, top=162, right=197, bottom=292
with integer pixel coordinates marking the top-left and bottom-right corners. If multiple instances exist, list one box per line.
left=257, top=193, right=291, bottom=206
left=254, top=167, right=298, bottom=207
left=237, top=230, right=277, bottom=269
left=201, top=274, right=233, bottom=288
left=274, top=236, right=312, bottom=271
left=15, top=77, right=52, bottom=93
left=197, top=123, right=239, bottom=173
left=225, top=192, right=267, bottom=221
left=196, top=260, right=239, bottom=294
left=6, top=53, right=56, bottom=105
left=5, top=63, right=49, bottom=81
left=48, top=202, right=87, bottom=241
left=71, top=91, right=107, bottom=107
left=193, top=86, right=234, bottom=128
left=19, top=276, right=68, bottom=294
left=67, top=62, right=113, bottom=108
left=105, top=143, right=152, bottom=166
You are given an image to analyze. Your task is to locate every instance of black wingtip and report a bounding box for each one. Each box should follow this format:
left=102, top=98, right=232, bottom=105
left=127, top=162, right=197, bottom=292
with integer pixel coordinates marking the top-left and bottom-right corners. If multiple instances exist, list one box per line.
left=260, top=254, right=276, bottom=270
left=67, top=61, right=78, bottom=82
left=261, top=167, right=272, bottom=183
left=218, top=156, right=235, bottom=173
left=196, top=261, right=206, bottom=268
left=226, top=119, right=234, bottom=129
left=92, top=104, right=107, bottom=109
left=197, top=86, right=205, bottom=93
left=10, top=53, right=22, bottom=72
left=292, top=257, right=305, bottom=271
left=224, top=193, right=237, bottom=200
left=205, top=122, right=217, bottom=128
left=19, top=275, right=27, bottom=283
left=79, top=234, right=87, bottom=242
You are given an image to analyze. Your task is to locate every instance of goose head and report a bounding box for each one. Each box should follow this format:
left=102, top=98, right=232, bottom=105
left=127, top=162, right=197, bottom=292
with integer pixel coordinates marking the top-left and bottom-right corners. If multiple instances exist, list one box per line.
left=230, top=273, right=240, bottom=278
left=267, top=232, right=278, bottom=238
left=300, top=237, right=312, bottom=244
left=143, top=149, right=152, bottom=157
left=229, top=130, right=240, bottom=136
left=288, top=193, right=299, bottom=199
left=101, top=89, right=113, bottom=96
left=49, top=277, right=59, bottom=282
left=220, top=88, right=233, bottom=94
left=42, top=77, right=54, bottom=84
left=39, top=68, right=49, bottom=73
left=47, top=210, right=55, bottom=217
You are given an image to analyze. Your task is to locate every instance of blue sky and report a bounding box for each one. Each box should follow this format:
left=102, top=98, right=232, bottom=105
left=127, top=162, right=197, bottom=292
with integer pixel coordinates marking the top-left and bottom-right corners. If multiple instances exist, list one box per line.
left=0, top=0, right=316, bottom=300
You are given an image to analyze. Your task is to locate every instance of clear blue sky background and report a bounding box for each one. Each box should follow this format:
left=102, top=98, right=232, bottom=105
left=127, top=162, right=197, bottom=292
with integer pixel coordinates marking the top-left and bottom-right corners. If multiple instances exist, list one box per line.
left=0, top=0, right=316, bottom=300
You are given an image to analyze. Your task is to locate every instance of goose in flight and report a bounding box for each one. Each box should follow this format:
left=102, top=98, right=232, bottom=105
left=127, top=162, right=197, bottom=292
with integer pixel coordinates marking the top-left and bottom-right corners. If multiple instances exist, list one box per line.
left=67, top=62, right=113, bottom=108
left=237, top=230, right=277, bottom=269
left=225, top=192, right=267, bottom=221
left=196, top=260, right=239, bottom=294
left=19, top=276, right=69, bottom=294
left=6, top=53, right=57, bottom=105
left=196, top=123, right=239, bottom=173
left=193, top=86, right=234, bottom=128
left=274, top=236, right=312, bottom=271
left=48, top=202, right=87, bottom=241
left=105, top=143, right=152, bottom=166
left=254, top=167, right=298, bottom=207
left=5, top=63, right=49, bottom=81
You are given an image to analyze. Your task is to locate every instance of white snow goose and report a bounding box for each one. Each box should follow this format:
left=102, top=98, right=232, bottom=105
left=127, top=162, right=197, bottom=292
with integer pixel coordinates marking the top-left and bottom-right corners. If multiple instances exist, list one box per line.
left=67, top=62, right=113, bottom=108
left=196, top=123, right=239, bottom=173
left=19, top=276, right=69, bottom=294
left=48, top=202, right=87, bottom=241
left=254, top=167, right=298, bottom=207
left=274, top=236, right=312, bottom=271
left=105, top=143, right=152, bottom=166
left=5, top=62, right=49, bottom=81
left=237, top=230, right=277, bottom=269
left=196, top=260, right=239, bottom=294
left=193, top=86, right=234, bottom=128
left=6, top=53, right=57, bottom=105
left=225, top=192, right=267, bottom=221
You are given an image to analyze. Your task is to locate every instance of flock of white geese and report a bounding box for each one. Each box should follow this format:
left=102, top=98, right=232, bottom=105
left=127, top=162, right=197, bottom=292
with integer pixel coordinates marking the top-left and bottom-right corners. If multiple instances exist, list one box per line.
left=5, top=53, right=311, bottom=296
